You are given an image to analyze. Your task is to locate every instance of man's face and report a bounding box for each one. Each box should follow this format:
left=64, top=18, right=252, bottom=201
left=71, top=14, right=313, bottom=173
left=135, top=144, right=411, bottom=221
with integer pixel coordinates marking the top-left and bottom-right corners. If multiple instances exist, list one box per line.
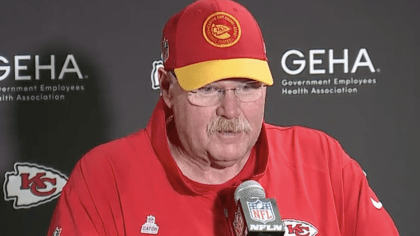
left=167, top=73, right=266, bottom=169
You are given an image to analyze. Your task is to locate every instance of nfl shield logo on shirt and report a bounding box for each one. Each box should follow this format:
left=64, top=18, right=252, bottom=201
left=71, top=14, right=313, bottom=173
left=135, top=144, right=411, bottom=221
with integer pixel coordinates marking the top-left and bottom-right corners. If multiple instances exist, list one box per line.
left=247, top=199, right=275, bottom=224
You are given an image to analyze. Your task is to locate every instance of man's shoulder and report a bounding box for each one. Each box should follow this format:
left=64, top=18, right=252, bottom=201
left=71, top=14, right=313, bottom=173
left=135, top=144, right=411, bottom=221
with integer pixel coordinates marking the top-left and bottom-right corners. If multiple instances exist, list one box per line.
left=79, top=129, right=152, bottom=166
left=92, top=129, right=148, bottom=152
left=264, top=123, right=338, bottom=145
left=64, top=128, right=162, bottom=195
left=264, top=123, right=350, bottom=169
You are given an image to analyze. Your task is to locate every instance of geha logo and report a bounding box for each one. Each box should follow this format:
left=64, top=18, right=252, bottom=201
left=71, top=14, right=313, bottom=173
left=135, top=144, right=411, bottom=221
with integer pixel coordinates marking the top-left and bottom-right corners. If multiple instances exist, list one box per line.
left=0, top=54, right=87, bottom=102
left=3, top=162, right=68, bottom=209
left=281, top=48, right=376, bottom=75
left=0, top=54, right=84, bottom=81
left=283, top=219, right=318, bottom=236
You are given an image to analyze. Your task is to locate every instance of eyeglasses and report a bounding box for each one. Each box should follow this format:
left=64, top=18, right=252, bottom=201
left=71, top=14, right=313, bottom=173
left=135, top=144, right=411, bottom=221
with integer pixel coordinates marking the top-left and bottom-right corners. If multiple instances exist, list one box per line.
left=169, top=71, right=266, bottom=107
left=188, top=81, right=265, bottom=107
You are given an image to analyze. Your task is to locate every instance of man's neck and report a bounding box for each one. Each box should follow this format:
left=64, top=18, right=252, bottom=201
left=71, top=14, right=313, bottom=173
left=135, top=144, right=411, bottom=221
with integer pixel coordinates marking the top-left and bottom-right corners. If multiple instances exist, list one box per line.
left=168, top=140, right=251, bottom=185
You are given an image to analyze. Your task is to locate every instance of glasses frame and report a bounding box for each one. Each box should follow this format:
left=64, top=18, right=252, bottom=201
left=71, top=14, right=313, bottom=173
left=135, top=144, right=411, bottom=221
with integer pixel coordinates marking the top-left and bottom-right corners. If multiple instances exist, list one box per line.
left=170, top=71, right=266, bottom=107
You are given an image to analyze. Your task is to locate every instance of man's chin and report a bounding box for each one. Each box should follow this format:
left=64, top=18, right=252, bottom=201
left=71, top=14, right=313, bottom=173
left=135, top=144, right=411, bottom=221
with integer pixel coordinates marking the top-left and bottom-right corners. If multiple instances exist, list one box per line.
left=209, top=159, right=240, bottom=169
left=208, top=151, right=250, bottom=169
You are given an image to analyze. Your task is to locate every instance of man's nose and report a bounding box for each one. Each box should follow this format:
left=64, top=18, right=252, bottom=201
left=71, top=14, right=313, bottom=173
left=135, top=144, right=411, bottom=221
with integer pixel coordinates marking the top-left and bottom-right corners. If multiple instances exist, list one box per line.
left=216, top=90, right=240, bottom=119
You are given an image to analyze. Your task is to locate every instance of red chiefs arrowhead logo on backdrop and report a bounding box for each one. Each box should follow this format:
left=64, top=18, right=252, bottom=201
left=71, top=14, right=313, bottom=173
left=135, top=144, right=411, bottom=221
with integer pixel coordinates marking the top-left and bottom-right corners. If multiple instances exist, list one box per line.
left=283, top=219, right=318, bottom=236
left=3, top=162, right=68, bottom=209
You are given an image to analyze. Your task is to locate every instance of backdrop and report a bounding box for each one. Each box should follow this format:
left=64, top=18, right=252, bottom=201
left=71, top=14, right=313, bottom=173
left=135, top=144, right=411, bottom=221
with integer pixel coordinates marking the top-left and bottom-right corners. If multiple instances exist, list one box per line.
left=1, top=0, right=418, bottom=235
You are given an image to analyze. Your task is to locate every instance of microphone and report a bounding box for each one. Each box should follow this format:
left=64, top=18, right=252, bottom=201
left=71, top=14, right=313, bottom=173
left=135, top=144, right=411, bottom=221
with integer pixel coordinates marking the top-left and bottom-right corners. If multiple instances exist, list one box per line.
left=233, top=180, right=285, bottom=236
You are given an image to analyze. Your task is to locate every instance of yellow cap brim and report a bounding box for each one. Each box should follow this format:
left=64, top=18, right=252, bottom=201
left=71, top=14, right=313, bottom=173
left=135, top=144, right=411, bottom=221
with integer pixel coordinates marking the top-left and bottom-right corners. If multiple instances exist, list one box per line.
left=174, top=58, right=273, bottom=91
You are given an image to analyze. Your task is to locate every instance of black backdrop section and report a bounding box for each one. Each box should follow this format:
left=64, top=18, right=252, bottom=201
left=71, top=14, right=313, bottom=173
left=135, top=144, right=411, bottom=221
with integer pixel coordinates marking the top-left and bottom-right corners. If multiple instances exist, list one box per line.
left=0, top=0, right=418, bottom=235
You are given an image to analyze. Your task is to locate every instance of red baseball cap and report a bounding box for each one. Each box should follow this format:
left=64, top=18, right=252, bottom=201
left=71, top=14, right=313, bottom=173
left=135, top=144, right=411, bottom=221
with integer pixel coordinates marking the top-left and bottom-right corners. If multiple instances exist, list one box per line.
left=161, top=0, right=273, bottom=91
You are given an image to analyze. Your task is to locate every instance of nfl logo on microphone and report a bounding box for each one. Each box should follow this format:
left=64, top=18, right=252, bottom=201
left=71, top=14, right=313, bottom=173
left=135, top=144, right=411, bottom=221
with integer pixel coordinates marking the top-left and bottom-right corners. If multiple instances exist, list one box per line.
left=247, top=199, right=275, bottom=224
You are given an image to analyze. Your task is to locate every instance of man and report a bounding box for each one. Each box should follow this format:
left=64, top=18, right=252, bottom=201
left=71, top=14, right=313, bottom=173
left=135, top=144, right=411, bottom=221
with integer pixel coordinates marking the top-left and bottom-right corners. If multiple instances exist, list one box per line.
left=48, top=0, right=399, bottom=235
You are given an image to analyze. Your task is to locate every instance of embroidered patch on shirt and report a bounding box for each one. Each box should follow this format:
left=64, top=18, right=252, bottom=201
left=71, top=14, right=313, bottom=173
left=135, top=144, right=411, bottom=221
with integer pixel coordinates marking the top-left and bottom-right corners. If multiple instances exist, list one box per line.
left=141, top=215, right=159, bottom=234
left=52, top=227, right=62, bottom=236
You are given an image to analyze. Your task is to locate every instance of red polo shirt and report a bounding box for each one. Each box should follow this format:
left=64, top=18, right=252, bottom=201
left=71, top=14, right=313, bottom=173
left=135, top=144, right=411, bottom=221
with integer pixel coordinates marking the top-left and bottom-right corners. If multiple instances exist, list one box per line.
left=48, top=99, right=399, bottom=235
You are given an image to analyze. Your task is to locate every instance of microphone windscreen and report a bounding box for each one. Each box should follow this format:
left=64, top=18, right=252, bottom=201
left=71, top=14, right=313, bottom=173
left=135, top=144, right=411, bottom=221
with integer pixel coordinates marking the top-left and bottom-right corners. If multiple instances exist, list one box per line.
left=234, top=180, right=266, bottom=203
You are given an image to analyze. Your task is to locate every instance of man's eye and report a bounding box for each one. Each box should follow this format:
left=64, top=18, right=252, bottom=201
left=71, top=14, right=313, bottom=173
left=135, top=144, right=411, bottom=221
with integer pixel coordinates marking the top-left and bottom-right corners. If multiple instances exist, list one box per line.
left=242, top=85, right=252, bottom=91
left=199, top=86, right=219, bottom=94
left=241, top=82, right=261, bottom=91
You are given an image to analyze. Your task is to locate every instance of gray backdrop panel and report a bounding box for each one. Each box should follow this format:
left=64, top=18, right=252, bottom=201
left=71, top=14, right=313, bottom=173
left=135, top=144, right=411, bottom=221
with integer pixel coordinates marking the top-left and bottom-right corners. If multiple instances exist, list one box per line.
left=0, top=0, right=417, bottom=235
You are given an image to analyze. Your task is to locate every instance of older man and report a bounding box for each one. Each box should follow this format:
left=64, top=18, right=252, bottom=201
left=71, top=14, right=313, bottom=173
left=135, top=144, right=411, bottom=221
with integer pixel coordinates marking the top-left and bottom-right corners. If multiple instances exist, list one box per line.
left=48, top=0, right=399, bottom=235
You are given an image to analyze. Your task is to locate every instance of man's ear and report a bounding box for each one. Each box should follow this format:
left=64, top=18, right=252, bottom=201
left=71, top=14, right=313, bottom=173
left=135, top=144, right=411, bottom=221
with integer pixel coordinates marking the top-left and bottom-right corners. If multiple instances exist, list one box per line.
left=158, top=67, right=174, bottom=109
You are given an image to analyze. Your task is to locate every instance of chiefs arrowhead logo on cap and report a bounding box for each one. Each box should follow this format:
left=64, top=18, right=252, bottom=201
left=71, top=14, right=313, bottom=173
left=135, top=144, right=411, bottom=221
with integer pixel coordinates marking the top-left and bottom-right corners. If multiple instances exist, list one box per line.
left=203, top=12, right=241, bottom=48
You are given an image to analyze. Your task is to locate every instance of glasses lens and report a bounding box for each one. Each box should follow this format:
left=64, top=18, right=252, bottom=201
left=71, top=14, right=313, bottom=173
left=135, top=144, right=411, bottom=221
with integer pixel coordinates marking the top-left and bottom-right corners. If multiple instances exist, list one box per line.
left=236, top=83, right=263, bottom=102
left=172, top=71, right=217, bottom=106
left=187, top=89, right=220, bottom=106
left=187, top=82, right=264, bottom=106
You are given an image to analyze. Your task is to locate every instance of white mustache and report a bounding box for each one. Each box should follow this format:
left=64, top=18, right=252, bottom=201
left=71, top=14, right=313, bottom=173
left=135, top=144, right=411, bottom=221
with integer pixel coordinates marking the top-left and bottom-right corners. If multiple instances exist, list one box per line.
left=206, top=116, right=252, bottom=136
